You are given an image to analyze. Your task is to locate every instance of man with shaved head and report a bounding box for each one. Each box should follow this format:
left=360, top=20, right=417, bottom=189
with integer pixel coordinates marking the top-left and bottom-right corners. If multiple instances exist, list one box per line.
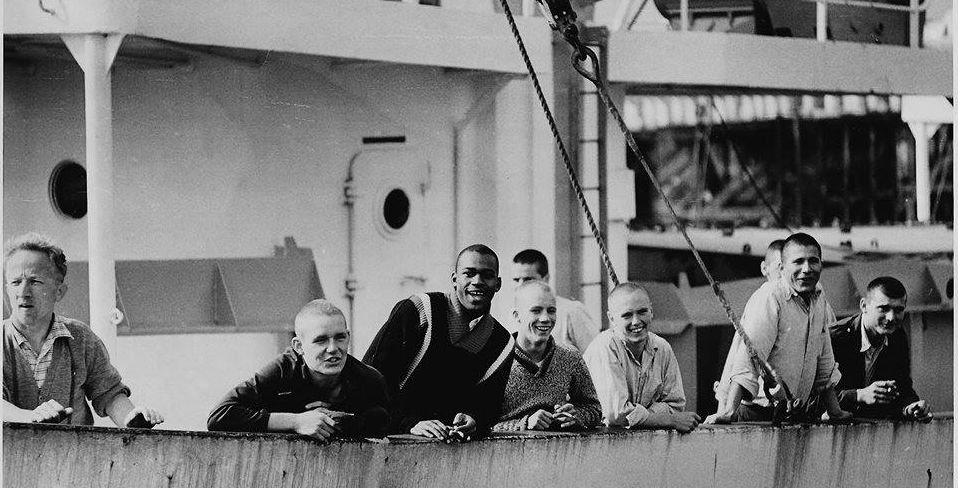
left=494, top=280, right=601, bottom=431
left=364, top=244, right=514, bottom=440
left=706, top=233, right=851, bottom=423
left=584, top=282, right=700, bottom=432
left=208, top=299, right=390, bottom=440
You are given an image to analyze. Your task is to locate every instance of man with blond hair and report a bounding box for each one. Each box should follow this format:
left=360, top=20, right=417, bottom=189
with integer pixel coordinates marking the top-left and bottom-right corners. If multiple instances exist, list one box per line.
left=2, top=233, right=163, bottom=427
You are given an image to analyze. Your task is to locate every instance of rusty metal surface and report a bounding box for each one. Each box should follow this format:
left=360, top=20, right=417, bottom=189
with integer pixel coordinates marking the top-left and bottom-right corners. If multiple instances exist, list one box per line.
left=3, top=418, right=953, bottom=488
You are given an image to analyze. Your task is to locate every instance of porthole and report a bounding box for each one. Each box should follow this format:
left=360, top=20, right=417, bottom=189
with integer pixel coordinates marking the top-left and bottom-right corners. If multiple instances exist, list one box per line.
left=383, top=189, right=410, bottom=230
left=49, top=160, right=87, bottom=219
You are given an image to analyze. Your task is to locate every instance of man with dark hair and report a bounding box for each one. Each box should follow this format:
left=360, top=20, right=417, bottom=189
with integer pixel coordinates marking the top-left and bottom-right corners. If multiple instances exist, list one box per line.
left=364, top=244, right=514, bottom=440
left=584, top=282, right=700, bottom=432
left=829, top=277, right=931, bottom=421
left=706, top=232, right=851, bottom=423
left=512, top=249, right=598, bottom=353
left=2, top=233, right=163, bottom=427
left=494, top=280, right=601, bottom=431
left=208, top=299, right=390, bottom=439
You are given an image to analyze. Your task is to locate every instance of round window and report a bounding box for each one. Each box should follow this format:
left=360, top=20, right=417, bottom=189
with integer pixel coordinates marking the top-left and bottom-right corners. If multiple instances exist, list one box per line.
left=49, top=160, right=87, bottom=219
left=383, top=189, right=410, bottom=230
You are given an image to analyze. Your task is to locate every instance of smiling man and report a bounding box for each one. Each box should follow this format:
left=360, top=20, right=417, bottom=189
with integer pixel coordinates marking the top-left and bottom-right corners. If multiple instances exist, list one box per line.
left=493, top=280, right=600, bottom=432
left=583, top=282, right=700, bottom=432
left=363, top=244, right=514, bottom=440
left=512, top=249, right=598, bottom=354
left=706, top=232, right=851, bottom=424
left=2, top=233, right=163, bottom=428
left=829, top=277, right=931, bottom=421
left=208, top=299, right=389, bottom=440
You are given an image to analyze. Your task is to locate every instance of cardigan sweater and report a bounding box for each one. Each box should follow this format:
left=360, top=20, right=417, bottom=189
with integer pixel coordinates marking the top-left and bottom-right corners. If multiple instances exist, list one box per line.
left=3, top=315, right=130, bottom=425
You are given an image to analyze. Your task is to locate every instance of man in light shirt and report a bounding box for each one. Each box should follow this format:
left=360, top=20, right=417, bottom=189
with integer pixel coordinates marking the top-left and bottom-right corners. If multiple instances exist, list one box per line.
left=705, top=233, right=851, bottom=423
left=512, top=249, right=598, bottom=354
left=714, top=239, right=784, bottom=410
left=584, top=282, right=700, bottom=432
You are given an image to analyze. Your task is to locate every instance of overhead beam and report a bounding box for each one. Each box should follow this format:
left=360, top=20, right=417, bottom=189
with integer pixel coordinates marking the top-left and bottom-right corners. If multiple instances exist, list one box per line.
left=607, top=31, right=953, bottom=96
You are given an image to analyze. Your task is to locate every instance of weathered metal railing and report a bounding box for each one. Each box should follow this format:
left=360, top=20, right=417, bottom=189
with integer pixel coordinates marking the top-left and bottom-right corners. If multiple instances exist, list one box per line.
left=4, top=417, right=953, bottom=488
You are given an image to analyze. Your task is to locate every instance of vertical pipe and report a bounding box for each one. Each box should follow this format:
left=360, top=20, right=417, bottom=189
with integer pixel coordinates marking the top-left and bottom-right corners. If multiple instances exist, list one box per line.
left=680, top=0, right=690, bottom=31
left=909, top=122, right=932, bottom=222
left=83, top=35, right=118, bottom=354
left=909, top=0, right=920, bottom=48
left=791, top=114, right=802, bottom=226
left=816, top=1, right=828, bottom=42
left=842, top=124, right=851, bottom=227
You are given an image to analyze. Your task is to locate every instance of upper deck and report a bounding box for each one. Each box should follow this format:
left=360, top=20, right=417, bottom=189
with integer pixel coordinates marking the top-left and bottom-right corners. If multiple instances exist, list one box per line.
left=4, top=0, right=951, bottom=95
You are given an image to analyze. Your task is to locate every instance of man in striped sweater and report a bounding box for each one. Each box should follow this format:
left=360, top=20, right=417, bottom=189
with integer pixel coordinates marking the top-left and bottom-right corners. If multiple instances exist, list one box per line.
left=494, top=280, right=601, bottom=431
left=364, top=244, right=514, bottom=440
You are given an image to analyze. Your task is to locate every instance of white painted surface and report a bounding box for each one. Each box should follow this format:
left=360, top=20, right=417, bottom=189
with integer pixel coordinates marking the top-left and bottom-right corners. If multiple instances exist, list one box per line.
left=94, top=332, right=289, bottom=430
left=349, top=147, right=433, bottom=356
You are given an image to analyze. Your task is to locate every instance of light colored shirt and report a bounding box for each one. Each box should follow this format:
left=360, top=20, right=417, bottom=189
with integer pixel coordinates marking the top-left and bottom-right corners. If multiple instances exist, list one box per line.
left=726, top=279, right=841, bottom=405
left=583, top=330, right=686, bottom=428
left=553, top=296, right=599, bottom=354
left=860, top=323, right=888, bottom=385
left=8, top=319, right=73, bottom=389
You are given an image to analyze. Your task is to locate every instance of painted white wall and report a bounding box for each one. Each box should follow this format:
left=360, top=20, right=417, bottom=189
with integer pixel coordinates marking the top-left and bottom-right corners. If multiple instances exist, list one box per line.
left=94, top=332, right=289, bottom=430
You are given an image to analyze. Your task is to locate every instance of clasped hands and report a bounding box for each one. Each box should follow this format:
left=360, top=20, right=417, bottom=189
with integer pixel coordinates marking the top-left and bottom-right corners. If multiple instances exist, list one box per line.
left=525, top=403, right=581, bottom=431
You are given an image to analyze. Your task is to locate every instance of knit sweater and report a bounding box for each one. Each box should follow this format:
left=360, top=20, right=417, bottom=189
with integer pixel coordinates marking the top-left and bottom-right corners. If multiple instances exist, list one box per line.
left=494, top=337, right=601, bottom=431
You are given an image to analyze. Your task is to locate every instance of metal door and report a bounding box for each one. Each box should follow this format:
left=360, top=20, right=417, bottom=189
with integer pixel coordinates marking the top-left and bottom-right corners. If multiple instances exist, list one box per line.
left=346, top=146, right=431, bottom=356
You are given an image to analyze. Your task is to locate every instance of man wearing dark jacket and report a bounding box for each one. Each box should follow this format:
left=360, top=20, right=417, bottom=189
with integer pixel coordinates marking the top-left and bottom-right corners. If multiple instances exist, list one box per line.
left=829, top=276, right=931, bottom=421
left=363, top=244, right=514, bottom=440
left=208, top=299, right=389, bottom=439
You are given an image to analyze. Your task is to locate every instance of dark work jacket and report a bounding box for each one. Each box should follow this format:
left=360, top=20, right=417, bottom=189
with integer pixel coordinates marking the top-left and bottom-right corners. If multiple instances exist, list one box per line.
left=829, top=314, right=919, bottom=419
left=363, top=292, right=514, bottom=436
left=207, top=349, right=390, bottom=437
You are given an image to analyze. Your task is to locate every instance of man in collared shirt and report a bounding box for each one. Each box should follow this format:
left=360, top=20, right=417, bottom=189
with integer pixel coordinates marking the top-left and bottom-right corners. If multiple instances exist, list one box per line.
left=829, top=276, right=930, bottom=420
left=511, top=249, right=598, bottom=354
left=584, top=282, right=700, bottom=432
left=494, top=280, right=600, bottom=431
left=363, top=244, right=514, bottom=440
left=705, top=232, right=851, bottom=423
left=2, top=233, right=163, bottom=427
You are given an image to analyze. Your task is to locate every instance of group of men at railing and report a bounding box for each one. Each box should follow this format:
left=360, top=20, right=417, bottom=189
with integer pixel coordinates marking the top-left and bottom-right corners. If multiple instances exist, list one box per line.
left=1, top=231, right=932, bottom=440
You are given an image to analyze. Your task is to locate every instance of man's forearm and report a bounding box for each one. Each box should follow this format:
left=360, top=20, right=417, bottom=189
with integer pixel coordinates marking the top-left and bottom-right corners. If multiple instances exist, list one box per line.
left=266, top=412, right=298, bottom=433
left=718, top=383, right=746, bottom=416
left=2, top=399, right=33, bottom=422
left=105, top=394, right=135, bottom=427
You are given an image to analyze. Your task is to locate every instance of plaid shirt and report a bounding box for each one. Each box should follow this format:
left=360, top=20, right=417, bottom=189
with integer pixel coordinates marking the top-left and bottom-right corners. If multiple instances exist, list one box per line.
left=8, top=318, right=73, bottom=389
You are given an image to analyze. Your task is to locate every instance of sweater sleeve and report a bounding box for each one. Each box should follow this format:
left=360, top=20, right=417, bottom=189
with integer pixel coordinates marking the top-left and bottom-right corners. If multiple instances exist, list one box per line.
left=83, top=331, right=131, bottom=417
left=362, top=299, right=423, bottom=434
left=569, top=355, right=602, bottom=428
left=207, top=357, right=286, bottom=432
